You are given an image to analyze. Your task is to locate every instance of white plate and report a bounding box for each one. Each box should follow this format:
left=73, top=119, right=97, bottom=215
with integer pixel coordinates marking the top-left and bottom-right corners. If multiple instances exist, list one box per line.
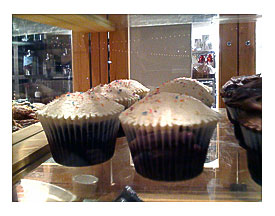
left=18, top=179, right=77, bottom=202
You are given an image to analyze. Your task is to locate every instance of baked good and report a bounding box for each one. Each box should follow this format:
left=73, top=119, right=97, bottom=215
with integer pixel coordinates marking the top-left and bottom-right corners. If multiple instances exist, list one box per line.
left=12, top=119, right=23, bottom=132
left=119, top=92, right=220, bottom=181
left=225, top=77, right=262, bottom=111
left=220, top=74, right=261, bottom=102
left=90, top=83, right=140, bottom=108
left=221, top=74, right=261, bottom=124
left=37, top=91, right=124, bottom=167
left=12, top=105, right=36, bottom=120
left=224, top=77, right=262, bottom=149
left=12, top=101, right=44, bottom=132
left=152, top=77, right=214, bottom=107
left=110, top=79, right=150, bottom=99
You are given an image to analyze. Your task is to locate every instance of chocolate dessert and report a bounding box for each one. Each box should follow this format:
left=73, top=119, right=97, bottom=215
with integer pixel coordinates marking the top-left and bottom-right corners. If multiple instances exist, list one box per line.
left=221, top=74, right=261, bottom=124
left=224, top=77, right=262, bottom=150
left=220, top=74, right=261, bottom=100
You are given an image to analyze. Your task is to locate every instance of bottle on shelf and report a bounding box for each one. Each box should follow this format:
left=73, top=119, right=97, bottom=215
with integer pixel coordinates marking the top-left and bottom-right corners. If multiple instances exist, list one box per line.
left=34, top=85, right=42, bottom=103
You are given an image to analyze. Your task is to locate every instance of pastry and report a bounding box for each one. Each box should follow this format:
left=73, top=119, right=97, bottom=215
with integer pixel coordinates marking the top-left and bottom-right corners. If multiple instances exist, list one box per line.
left=37, top=91, right=124, bottom=167
left=119, top=92, right=220, bottom=181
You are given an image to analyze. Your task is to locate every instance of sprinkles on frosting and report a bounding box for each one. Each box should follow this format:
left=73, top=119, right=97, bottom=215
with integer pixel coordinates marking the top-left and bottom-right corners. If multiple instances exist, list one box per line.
left=152, top=77, right=214, bottom=107
left=119, top=92, right=220, bottom=127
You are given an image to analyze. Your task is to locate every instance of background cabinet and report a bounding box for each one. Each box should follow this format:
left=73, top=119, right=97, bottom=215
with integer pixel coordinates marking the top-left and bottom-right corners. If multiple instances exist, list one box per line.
left=219, top=14, right=256, bottom=108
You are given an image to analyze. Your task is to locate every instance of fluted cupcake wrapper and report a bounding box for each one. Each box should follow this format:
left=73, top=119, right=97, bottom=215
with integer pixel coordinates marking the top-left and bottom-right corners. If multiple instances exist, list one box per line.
left=240, top=125, right=262, bottom=185
left=225, top=105, right=247, bottom=149
left=121, top=123, right=217, bottom=181
left=40, top=116, right=120, bottom=167
left=222, top=98, right=235, bottom=125
left=240, top=125, right=262, bottom=151
left=226, top=105, right=241, bottom=122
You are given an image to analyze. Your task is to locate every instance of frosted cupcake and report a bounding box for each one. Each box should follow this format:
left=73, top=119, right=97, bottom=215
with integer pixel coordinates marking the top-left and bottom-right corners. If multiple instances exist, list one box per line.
left=91, top=83, right=140, bottom=109
left=152, top=77, right=214, bottom=107
left=225, top=78, right=262, bottom=149
left=224, top=77, right=261, bottom=121
left=37, top=91, right=124, bottom=167
left=110, top=79, right=150, bottom=99
left=119, top=92, right=220, bottom=181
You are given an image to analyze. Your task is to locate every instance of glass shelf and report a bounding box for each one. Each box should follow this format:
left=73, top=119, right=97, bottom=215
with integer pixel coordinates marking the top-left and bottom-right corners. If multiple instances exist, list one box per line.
left=14, top=109, right=261, bottom=202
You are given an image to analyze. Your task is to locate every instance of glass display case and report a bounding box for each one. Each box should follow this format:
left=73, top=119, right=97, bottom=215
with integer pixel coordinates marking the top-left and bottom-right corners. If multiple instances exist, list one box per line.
left=12, top=17, right=73, bottom=104
left=12, top=14, right=262, bottom=202
left=13, top=109, right=261, bottom=202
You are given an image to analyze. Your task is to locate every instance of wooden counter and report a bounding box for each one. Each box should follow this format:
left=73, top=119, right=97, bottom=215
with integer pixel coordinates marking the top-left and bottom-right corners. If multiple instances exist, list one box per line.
left=13, top=109, right=262, bottom=202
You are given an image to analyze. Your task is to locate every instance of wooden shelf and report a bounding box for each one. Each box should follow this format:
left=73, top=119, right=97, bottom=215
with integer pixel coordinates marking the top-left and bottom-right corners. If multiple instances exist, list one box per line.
left=13, top=14, right=115, bottom=33
left=12, top=123, right=51, bottom=185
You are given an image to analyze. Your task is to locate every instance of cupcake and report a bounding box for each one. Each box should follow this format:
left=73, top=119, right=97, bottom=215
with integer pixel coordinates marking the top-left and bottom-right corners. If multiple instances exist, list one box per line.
left=91, top=83, right=140, bottom=109
left=119, top=92, right=220, bottom=181
left=152, top=77, right=214, bottom=107
left=221, top=74, right=261, bottom=102
left=224, top=77, right=262, bottom=149
left=37, top=91, right=124, bottom=167
left=225, top=77, right=262, bottom=121
left=110, top=79, right=150, bottom=99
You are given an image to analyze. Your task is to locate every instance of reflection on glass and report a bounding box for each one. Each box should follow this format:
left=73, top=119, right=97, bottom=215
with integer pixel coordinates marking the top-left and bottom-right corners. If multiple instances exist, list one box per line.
left=12, top=18, right=73, bottom=104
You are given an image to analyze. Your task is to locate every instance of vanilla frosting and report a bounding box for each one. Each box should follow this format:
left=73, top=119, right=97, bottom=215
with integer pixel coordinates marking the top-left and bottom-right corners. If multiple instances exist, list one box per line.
left=37, top=91, right=124, bottom=120
left=91, top=83, right=140, bottom=106
left=153, top=77, right=214, bottom=107
left=110, top=79, right=150, bottom=95
left=119, top=92, right=220, bottom=127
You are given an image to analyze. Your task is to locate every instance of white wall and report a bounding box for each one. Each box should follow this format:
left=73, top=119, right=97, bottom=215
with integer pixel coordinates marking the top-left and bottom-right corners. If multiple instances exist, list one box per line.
left=129, top=24, right=192, bottom=89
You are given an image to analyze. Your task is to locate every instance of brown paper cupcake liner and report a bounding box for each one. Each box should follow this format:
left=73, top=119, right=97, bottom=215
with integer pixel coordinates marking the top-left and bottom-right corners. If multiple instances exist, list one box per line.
left=226, top=105, right=241, bottom=122
left=225, top=105, right=247, bottom=149
left=40, top=116, right=120, bottom=167
left=240, top=125, right=262, bottom=151
left=121, top=123, right=217, bottom=181
left=246, top=148, right=262, bottom=186
left=240, top=125, right=262, bottom=185
left=222, top=98, right=235, bottom=124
